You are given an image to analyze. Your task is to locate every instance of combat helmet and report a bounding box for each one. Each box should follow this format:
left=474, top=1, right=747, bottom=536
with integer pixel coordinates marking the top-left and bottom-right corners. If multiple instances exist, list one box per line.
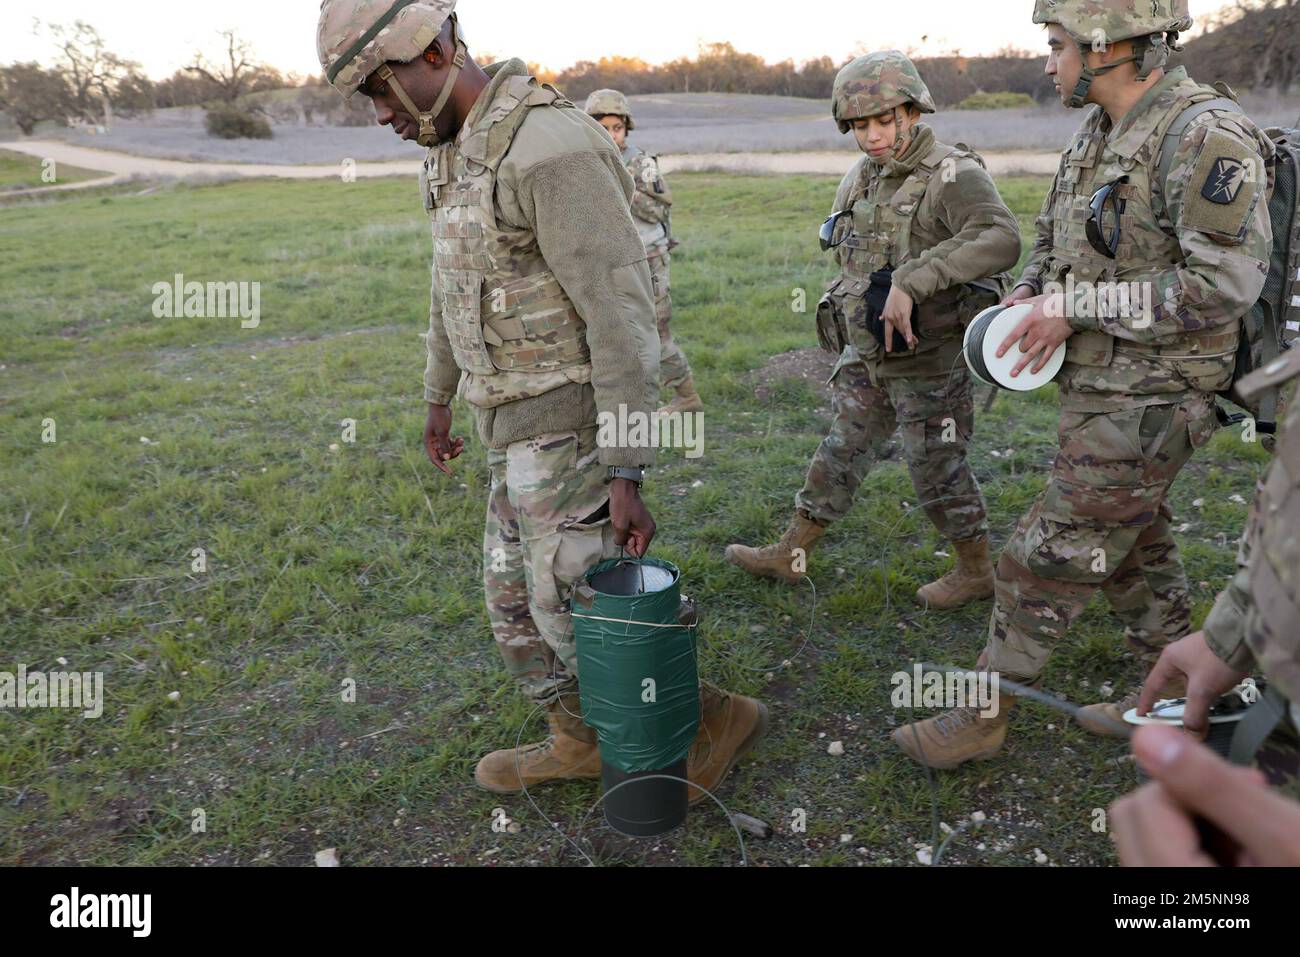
left=1033, top=0, right=1193, bottom=108
left=832, top=50, right=936, bottom=135
left=584, top=89, right=635, bottom=131
left=317, top=0, right=466, bottom=146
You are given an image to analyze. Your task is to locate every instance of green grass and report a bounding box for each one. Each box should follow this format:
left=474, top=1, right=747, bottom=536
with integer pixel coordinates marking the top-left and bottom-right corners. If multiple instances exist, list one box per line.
left=0, top=148, right=106, bottom=191
left=0, top=171, right=1264, bottom=866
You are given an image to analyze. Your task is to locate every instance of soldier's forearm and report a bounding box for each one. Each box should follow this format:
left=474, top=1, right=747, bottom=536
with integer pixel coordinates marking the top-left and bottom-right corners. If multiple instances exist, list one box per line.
left=424, top=299, right=460, bottom=405
left=1095, top=252, right=1267, bottom=344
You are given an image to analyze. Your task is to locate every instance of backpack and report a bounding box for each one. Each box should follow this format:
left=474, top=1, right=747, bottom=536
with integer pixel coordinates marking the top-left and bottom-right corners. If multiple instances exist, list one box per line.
left=1158, top=96, right=1300, bottom=436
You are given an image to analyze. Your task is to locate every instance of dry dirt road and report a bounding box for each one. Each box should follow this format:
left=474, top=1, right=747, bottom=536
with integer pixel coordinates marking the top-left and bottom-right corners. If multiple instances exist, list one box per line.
left=5, top=140, right=1060, bottom=196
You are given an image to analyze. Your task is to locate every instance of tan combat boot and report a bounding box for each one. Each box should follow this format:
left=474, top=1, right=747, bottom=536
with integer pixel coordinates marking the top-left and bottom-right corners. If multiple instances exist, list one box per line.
left=685, top=683, right=769, bottom=805
left=1075, top=673, right=1188, bottom=738
left=474, top=694, right=602, bottom=793
left=658, top=375, right=703, bottom=416
left=892, top=655, right=1024, bottom=769
left=724, top=512, right=826, bottom=584
left=915, top=535, right=995, bottom=610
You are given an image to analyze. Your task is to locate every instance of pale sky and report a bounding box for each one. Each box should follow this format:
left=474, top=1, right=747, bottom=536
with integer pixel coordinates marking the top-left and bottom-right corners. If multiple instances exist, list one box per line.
left=0, top=0, right=1085, bottom=80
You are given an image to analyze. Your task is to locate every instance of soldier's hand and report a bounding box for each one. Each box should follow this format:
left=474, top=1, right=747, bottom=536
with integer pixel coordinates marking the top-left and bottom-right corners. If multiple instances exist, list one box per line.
left=1111, top=726, right=1300, bottom=867
left=1002, top=284, right=1038, bottom=307
left=881, top=284, right=917, bottom=352
left=609, top=479, right=655, bottom=558
left=1137, top=631, right=1249, bottom=739
left=997, top=293, right=1073, bottom=377
left=424, top=403, right=465, bottom=476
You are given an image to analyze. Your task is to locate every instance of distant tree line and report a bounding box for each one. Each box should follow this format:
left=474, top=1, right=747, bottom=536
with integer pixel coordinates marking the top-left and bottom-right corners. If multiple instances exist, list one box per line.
left=1172, top=0, right=1299, bottom=95
left=539, top=1, right=1298, bottom=107
left=0, top=21, right=296, bottom=135
left=2, top=4, right=1293, bottom=137
left=541, top=43, right=1059, bottom=106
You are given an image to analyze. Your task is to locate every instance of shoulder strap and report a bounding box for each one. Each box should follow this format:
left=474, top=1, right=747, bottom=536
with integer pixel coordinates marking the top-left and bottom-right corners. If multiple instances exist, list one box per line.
left=481, top=80, right=564, bottom=172
left=917, top=142, right=960, bottom=176
left=1155, top=95, right=1243, bottom=207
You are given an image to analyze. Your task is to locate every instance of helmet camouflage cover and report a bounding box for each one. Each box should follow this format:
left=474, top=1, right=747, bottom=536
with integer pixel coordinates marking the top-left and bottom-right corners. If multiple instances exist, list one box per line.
left=584, top=88, right=635, bottom=131
left=832, top=50, right=936, bottom=134
left=318, top=0, right=457, bottom=98
left=1031, top=0, right=1193, bottom=45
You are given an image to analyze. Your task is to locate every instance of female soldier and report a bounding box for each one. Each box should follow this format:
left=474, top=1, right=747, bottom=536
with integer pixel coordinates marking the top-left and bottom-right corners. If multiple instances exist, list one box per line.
left=725, top=51, right=1022, bottom=611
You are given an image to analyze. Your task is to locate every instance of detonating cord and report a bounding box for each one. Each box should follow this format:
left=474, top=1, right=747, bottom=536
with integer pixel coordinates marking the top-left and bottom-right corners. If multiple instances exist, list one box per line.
left=510, top=703, right=749, bottom=866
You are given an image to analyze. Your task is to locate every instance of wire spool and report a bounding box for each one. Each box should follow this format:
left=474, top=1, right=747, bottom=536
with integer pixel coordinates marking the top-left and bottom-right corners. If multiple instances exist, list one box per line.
left=963, top=303, right=1067, bottom=392
left=1124, top=689, right=1255, bottom=782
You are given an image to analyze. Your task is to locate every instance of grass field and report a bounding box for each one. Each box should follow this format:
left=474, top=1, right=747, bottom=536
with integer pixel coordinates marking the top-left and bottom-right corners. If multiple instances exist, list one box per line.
left=0, top=170, right=1265, bottom=866
left=0, top=148, right=106, bottom=191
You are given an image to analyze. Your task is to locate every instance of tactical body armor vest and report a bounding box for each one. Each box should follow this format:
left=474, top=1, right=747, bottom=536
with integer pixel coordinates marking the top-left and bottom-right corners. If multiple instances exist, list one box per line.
left=422, top=74, right=592, bottom=410
left=1042, top=73, right=1251, bottom=401
left=830, top=140, right=999, bottom=373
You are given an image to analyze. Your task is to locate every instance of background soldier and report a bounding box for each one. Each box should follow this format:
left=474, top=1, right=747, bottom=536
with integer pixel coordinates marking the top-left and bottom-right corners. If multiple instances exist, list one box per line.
left=895, top=0, right=1275, bottom=768
left=725, top=51, right=1021, bottom=611
left=585, top=89, right=703, bottom=417
left=316, top=0, right=766, bottom=799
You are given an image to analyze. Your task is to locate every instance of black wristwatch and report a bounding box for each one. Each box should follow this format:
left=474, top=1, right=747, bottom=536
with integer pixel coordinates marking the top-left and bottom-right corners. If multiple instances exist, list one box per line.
left=606, top=466, right=646, bottom=488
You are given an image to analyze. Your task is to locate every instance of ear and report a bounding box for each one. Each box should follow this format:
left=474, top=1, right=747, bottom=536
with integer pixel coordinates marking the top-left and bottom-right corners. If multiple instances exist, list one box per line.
left=423, top=39, right=444, bottom=68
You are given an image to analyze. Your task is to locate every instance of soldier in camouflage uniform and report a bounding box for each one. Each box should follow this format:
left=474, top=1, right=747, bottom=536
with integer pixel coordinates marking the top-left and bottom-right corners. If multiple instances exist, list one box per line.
left=316, top=0, right=766, bottom=798
left=1110, top=353, right=1300, bottom=866
left=1135, top=347, right=1300, bottom=797
left=895, top=0, right=1276, bottom=769
left=724, top=51, right=1022, bottom=611
left=585, top=89, right=702, bottom=416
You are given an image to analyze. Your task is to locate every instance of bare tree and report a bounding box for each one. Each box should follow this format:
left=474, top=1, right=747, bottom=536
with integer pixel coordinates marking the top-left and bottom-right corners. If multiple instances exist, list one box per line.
left=185, top=30, right=269, bottom=103
left=40, top=19, right=143, bottom=127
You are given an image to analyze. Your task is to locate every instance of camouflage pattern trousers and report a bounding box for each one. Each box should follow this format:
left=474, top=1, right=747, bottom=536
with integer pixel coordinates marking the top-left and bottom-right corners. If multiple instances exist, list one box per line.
left=795, top=357, right=989, bottom=543
left=648, top=248, right=692, bottom=391
left=986, top=393, right=1214, bottom=681
left=483, top=427, right=621, bottom=705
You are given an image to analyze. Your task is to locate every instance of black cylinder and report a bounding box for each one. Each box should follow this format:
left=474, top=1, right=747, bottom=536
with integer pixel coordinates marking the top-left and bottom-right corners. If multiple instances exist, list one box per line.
left=600, top=758, right=689, bottom=838
left=1134, top=721, right=1238, bottom=784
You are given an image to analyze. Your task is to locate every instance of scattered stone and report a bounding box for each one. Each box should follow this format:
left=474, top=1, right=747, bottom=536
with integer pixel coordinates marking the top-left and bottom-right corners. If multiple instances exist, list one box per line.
left=315, top=848, right=340, bottom=867
left=827, top=740, right=845, bottom=756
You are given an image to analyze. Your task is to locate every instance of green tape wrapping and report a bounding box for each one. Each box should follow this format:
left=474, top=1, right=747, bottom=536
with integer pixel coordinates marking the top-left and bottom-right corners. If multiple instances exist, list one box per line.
left=572, top=558, right=700, bottom=774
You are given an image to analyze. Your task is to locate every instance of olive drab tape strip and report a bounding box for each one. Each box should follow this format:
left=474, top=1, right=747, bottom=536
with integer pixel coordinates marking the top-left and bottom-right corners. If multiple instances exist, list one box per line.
left=327, top=0, right=421, bottom=85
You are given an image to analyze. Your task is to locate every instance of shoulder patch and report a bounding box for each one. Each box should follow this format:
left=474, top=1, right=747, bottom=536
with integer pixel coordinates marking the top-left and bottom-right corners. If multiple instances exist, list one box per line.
left=1201, top=156, right=1248, bottom=205
left=1180, top=128, right=1263, bottom=242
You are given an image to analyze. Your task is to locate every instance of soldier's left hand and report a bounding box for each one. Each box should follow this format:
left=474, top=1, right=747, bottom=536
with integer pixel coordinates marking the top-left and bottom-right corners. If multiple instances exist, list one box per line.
left=1111, top=726, right=1300, bottom=867
left=609, top=479, right=656, bottom=558
left=997, top=293, right=1073, bottom=377
left=881, top=285, right=917, bottom=352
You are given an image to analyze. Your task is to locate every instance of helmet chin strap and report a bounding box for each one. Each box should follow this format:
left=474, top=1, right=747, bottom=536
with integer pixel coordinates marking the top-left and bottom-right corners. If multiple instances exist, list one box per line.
left=1066, top=34, right=1159, bottom=109
left=376, top=15, right=467, bottom=147
left=890, top=106, right=910, bottom=160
